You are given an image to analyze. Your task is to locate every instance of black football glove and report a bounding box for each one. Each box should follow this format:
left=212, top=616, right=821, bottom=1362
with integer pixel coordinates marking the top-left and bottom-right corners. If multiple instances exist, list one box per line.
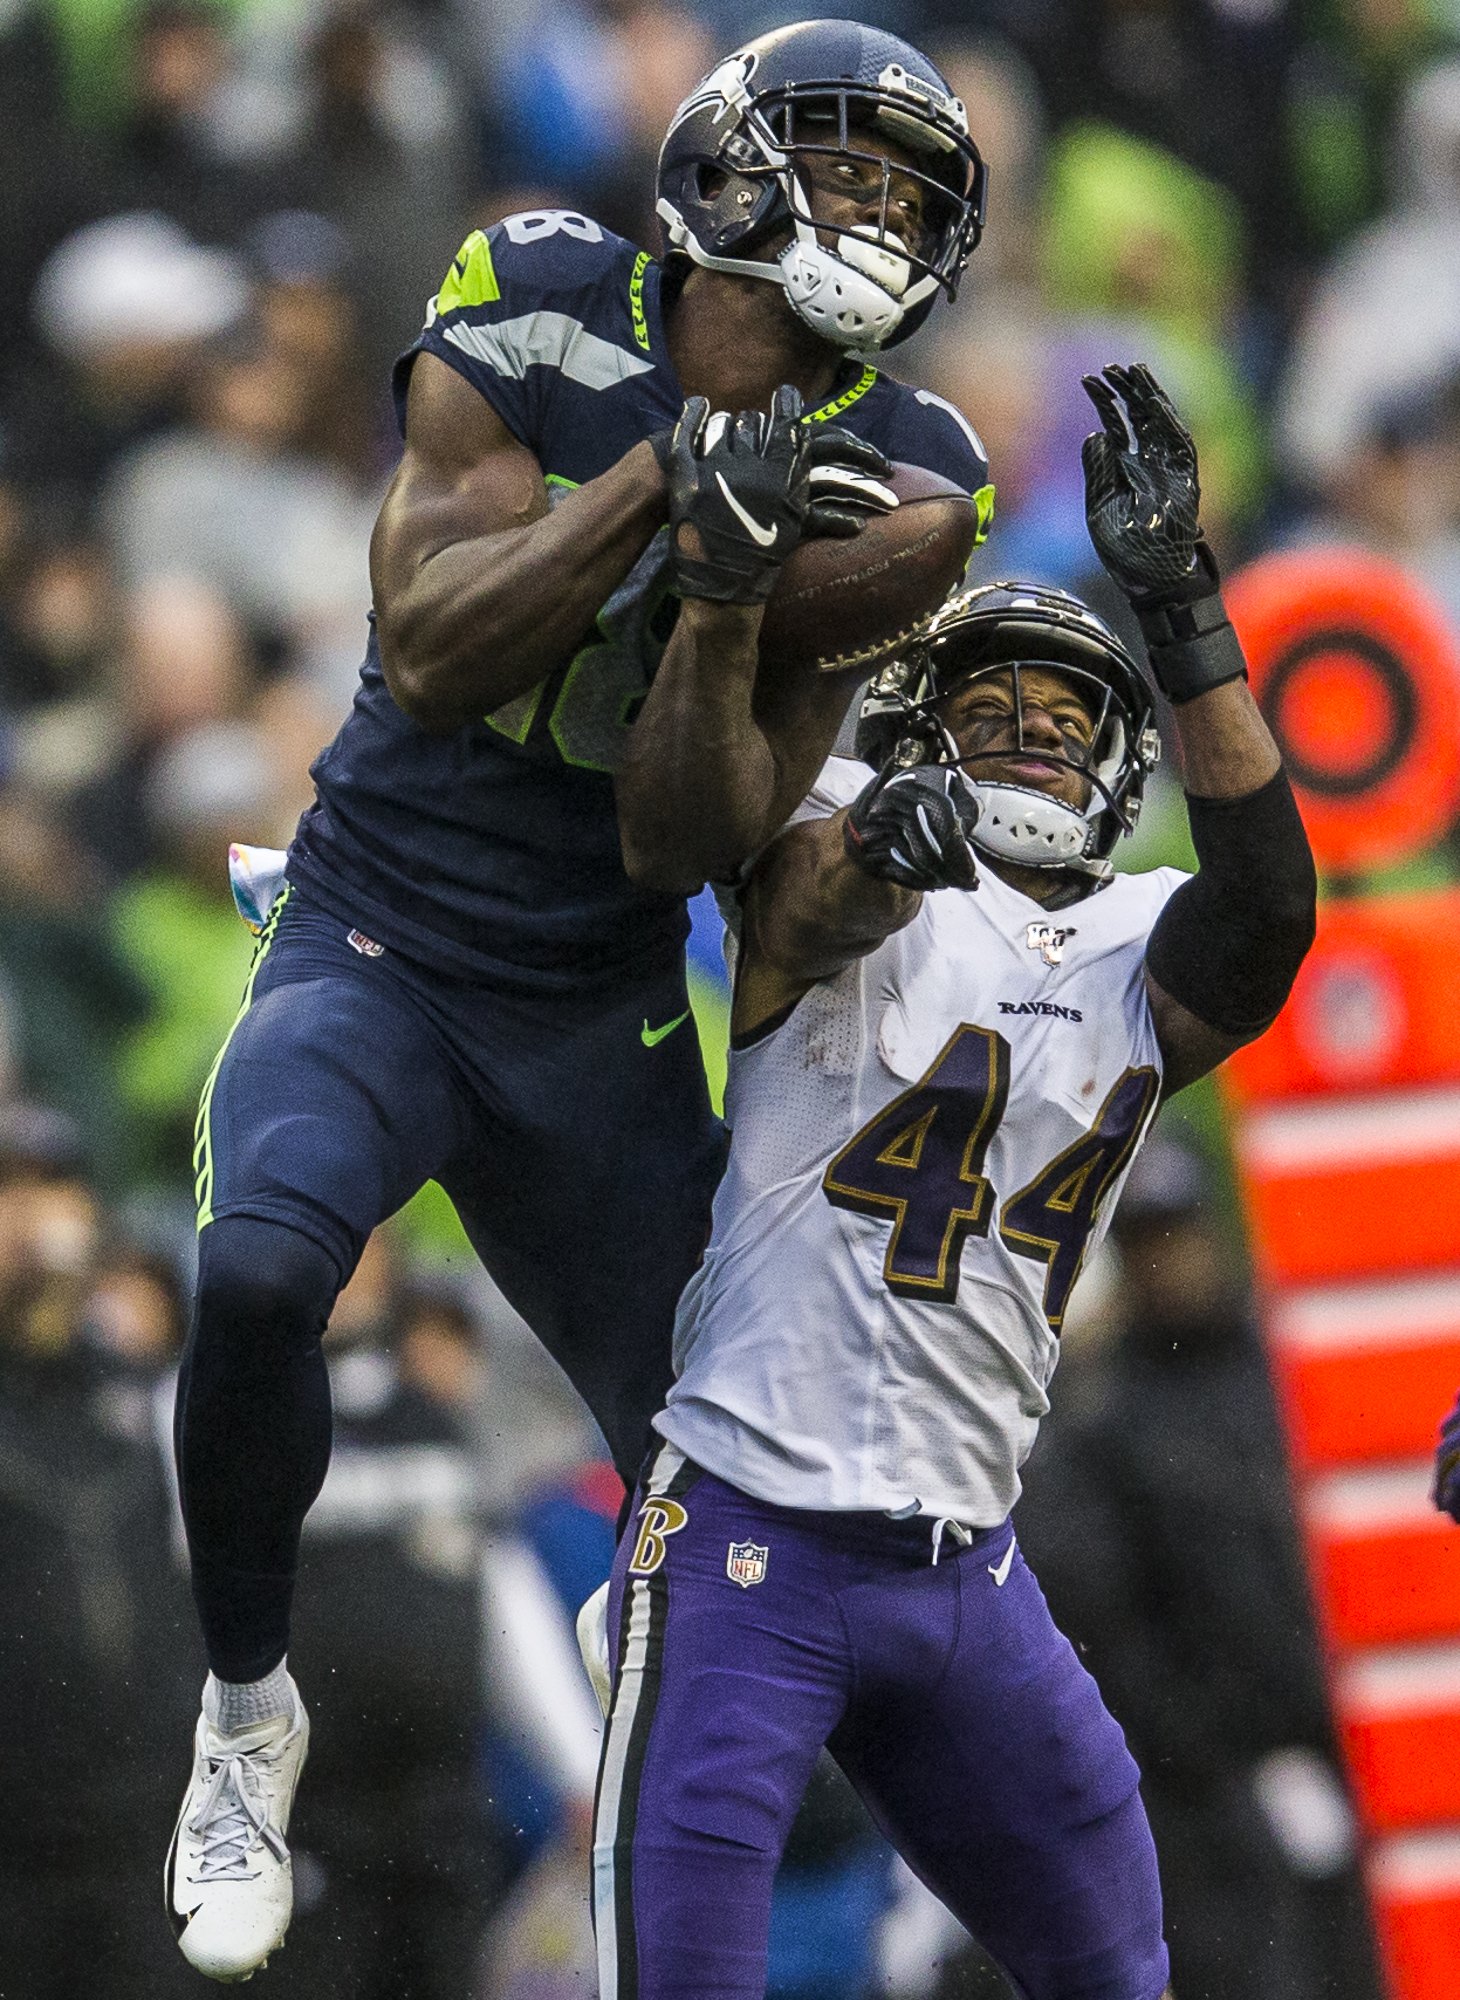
left=843, top=763, right=981, bottom=893
left=1081, top=363, right=1246, bottom=705
left=804, top=437, right=898, bottom=538
left=1082, top=362, right=1203, bottom=598
left=656, top=387, right=894, bottom=605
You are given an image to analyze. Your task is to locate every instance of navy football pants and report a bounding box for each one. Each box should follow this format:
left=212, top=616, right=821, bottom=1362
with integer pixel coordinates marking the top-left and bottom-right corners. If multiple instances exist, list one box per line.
left=176, top=886, right=725, bottom=1679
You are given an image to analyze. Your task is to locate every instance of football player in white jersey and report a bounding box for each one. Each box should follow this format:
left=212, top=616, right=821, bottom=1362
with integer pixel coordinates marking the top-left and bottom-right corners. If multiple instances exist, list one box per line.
left=595, top=366, right=1316, bottom=1999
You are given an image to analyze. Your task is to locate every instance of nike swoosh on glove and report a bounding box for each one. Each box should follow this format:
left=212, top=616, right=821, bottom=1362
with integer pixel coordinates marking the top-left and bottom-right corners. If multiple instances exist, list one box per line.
left=844, top=763, right=981, bottom=892
left=659, top=387, right=892, bottom=603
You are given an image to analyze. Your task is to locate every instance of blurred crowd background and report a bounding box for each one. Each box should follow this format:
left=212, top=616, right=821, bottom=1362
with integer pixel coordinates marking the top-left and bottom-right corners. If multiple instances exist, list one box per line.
left=4, top=0, right=1459, bottom=1991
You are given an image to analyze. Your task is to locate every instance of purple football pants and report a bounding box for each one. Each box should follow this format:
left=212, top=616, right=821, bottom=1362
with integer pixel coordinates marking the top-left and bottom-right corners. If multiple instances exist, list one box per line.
left=594, top=1447, right=1169, bottom=2000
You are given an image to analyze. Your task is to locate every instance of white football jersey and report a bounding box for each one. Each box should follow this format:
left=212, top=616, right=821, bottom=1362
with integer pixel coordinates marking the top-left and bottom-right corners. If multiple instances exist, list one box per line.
left=658, top=756, right=1189, bottom=1524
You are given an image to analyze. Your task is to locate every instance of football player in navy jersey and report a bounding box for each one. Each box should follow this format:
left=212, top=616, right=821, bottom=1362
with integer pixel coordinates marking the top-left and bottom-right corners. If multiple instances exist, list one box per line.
left=165, top=21, right=994, bottom=1978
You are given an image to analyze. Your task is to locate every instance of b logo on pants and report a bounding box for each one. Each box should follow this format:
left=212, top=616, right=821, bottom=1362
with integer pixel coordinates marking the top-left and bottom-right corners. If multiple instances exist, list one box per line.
left=628, top=1498, right=688, bottom=1575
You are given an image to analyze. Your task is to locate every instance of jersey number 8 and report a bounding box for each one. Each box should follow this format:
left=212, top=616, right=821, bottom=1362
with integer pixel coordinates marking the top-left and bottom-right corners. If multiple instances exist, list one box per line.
left=822, top=1024, right=1159, bottom=1328
left=501, top=211, right=604, bottom=246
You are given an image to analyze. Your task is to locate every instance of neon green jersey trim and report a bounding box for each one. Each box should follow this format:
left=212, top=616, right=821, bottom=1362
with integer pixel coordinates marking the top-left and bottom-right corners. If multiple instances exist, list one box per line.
left=484, top=684, right=545, bottom=743
left=629, top=252, right=652, bottom=352
left=972, top=482, right=996, bottom=545
left=193, top=883, right=292, bottom=1230
left=434, top=231, right=501, bottom=316
left=809, top=366, right=878, bottom=423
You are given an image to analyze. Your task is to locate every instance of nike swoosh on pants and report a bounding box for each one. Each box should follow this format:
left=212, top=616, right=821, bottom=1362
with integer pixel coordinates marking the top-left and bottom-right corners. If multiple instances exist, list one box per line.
left=642, top=1010, right=691, bottom=1048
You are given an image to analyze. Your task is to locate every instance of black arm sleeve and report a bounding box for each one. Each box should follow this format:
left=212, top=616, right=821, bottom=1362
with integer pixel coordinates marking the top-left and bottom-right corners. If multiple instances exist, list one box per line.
left=1145, top=768, right=1317, bottom=1036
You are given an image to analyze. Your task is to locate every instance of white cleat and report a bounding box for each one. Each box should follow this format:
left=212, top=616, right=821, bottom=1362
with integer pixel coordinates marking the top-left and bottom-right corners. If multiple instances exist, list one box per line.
left=165, top=1683, right=309, bottom=1982
left=576, top=1580, right=612, bottom=1718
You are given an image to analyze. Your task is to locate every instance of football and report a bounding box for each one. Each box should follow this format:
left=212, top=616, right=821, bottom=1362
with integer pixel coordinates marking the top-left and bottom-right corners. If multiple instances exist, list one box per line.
left=757, top=463, right=978, bottom=677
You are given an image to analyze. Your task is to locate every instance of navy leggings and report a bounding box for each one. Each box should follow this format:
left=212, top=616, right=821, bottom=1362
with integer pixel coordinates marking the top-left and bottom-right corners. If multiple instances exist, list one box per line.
left=175, top=888, right=724, bottom=1680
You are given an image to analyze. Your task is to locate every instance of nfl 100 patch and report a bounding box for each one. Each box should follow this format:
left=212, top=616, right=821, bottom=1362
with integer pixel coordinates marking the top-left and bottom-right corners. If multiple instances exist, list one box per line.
left=726, top=1540, right=768, bottom=1588
left=1026, top=921, right=1076, bottom=968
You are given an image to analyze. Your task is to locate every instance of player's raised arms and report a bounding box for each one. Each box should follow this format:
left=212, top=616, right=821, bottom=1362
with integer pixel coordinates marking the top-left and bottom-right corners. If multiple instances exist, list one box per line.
left=737, top=366, right=1316, bottom=1101
left=614, top=390, right=900, bottom=892
left=1080, top=363, right=1317, bottom=1095
left=372, top=354, right=668, bottom=730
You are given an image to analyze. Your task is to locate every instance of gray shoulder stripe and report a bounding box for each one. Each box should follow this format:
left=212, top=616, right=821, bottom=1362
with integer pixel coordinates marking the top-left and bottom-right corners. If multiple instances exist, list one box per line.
left=914, top=386, right=988, bottom=462
left=444, top=311, right=655, bottom=390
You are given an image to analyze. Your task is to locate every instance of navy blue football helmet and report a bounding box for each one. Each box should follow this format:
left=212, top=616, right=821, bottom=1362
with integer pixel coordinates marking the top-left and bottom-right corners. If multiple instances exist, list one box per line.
left=657, top=20, right=986, bottom=351
left=856, top=583, right=1161, bottom=878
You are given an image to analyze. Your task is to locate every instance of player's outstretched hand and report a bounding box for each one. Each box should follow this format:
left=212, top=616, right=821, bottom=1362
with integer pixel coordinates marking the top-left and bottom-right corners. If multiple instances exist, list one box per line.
left=1082, top=363, right=1248, bottom=705
left=844, top=763, right=980, bottom=893
left=1435, top=1391, right=1460, bottom=1521
left=1081, top=363, right=1207, bottom=604
left=657, top=388, right=893, bottom=604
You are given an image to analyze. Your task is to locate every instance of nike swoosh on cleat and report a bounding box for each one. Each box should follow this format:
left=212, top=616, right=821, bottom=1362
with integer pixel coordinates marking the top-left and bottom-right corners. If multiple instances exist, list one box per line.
left=165, top=1822, right=189, bottom=1934
left=642, top=1009, right=691, bottom=1048
left=988, top=1539, right=1016, bottom=1587
left=168, top=1890, right=203, bottom=1937
left=715, top=473, right=778, bottom=548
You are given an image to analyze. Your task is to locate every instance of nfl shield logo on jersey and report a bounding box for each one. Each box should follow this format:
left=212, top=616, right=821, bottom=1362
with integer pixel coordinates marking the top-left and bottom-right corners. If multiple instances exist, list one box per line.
left=727, top=1540, right=769, bottom=1588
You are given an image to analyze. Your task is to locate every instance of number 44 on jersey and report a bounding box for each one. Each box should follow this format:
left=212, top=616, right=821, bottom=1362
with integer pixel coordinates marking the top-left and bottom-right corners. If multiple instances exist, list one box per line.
left=823, top=1024, right=1159, bottom=1328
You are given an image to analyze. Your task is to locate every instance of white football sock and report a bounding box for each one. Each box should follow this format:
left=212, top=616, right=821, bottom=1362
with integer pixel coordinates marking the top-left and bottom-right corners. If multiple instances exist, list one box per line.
left=204, top=1659, right=294, bottom=1734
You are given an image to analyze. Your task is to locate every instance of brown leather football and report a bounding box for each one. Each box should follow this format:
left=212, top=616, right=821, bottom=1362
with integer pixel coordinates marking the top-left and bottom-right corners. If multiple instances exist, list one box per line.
left=757, top=463, right=977, bottom=677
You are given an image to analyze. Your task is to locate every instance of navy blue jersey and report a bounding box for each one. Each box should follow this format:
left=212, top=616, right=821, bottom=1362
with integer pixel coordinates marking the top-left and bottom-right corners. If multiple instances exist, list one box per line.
left=289, top=211, right=992, bottom=989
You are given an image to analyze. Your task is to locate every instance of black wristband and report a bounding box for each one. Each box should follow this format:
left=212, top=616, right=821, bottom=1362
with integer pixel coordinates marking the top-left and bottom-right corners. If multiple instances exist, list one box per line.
left=1146, top=768, right=1316, bottom=1035
left=1135, top=590, right=1248, bottom=706
left=1130, top=543, right=1247, bottom=705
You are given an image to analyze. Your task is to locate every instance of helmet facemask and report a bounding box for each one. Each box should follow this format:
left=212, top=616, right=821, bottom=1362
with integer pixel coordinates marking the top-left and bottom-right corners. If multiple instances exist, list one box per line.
left=658, top=53, right=986, bottom=351
left=936, top=659, right=1133, bottom=878
left=858, top=593, right=1161, bottom=881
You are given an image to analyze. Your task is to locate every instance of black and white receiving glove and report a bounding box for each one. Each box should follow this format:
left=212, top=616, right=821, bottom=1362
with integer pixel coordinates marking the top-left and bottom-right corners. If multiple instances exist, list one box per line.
left=1081, top=363, right=1246, bottom=705
left=843, top=764, right=981, bottom=893
left=655, top=386, right=895, bottom=605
